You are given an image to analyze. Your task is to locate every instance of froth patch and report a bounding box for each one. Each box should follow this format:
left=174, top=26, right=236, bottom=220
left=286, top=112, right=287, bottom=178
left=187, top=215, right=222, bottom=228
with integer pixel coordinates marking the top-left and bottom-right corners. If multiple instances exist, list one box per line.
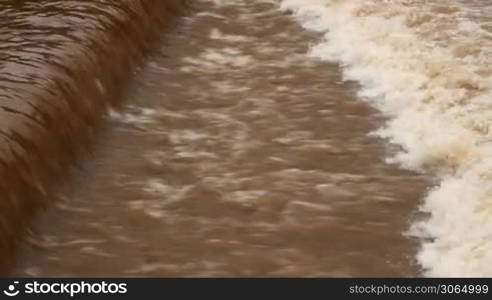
left=280, top=0, right=492, bottom=276
left=181, top=47, right=254, bottom=72
left=210, top=28, right=252, bottom=43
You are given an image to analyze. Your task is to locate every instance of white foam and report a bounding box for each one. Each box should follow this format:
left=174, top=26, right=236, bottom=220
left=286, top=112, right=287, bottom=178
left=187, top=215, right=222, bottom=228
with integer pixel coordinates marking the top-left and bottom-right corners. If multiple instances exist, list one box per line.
left=210, top=28, right=252, bottom=43
left=280, top=0, right=492, bottom=276
left=108, top=106, right=157, bottom=125
left=181, top=47, right=254, bottom=72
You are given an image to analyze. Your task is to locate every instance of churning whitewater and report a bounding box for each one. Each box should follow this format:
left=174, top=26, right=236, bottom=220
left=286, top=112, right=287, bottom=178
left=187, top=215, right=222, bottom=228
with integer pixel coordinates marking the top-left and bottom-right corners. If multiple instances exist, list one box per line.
left=280, top=0, right=492, bottom=277
left=13, top=0, right=428, bottom=277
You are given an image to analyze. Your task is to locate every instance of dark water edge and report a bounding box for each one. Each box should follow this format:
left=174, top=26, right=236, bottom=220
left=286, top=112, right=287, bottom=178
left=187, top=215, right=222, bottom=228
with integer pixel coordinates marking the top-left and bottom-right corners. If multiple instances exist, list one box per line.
left=0, top=0, right=188, bottom=274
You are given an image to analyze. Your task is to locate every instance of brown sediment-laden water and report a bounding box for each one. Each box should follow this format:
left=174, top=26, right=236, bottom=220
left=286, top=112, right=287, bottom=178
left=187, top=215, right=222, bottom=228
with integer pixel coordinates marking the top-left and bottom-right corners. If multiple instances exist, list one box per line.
left=3, top=0, right=492, bottom=277
left=12, top=0, right=427, bottom=277
left=280, top=0, right=492, bottom=276
left=0, top=0, right=187, bottom=274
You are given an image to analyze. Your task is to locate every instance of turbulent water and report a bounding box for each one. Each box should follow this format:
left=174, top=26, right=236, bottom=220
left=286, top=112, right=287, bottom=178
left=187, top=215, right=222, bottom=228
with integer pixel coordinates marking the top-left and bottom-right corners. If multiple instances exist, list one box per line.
left=3, top=0, right=491, bottom=277
left=0, top=0, right=185, bottom=273
left=281, top=0, right=492, bottom=277
left=13, top=0, right=428, bottom=277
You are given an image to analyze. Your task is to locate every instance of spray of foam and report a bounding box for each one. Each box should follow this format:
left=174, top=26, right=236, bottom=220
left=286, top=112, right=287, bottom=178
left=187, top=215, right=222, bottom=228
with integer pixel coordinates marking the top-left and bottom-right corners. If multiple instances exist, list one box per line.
left=279, top=0, right=492, bottom=277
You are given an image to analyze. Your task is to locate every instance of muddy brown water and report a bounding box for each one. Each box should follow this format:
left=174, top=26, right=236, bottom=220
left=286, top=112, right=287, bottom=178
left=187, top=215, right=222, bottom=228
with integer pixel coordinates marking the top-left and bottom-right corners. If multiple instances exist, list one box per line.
left=0, top=0, right=186, bottom=273
left=12, top=0, right=428, bottom=277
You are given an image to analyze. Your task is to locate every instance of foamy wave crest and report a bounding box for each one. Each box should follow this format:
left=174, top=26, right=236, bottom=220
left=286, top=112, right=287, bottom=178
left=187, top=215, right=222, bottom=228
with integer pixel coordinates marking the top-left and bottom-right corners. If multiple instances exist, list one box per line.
left=280, top=0, right=492, bottom=276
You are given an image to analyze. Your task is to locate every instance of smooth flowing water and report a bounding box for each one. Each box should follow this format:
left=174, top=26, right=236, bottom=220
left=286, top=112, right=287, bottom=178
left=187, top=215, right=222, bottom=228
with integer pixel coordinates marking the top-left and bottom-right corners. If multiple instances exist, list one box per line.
left=0, top=0, right=184, bottom=273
